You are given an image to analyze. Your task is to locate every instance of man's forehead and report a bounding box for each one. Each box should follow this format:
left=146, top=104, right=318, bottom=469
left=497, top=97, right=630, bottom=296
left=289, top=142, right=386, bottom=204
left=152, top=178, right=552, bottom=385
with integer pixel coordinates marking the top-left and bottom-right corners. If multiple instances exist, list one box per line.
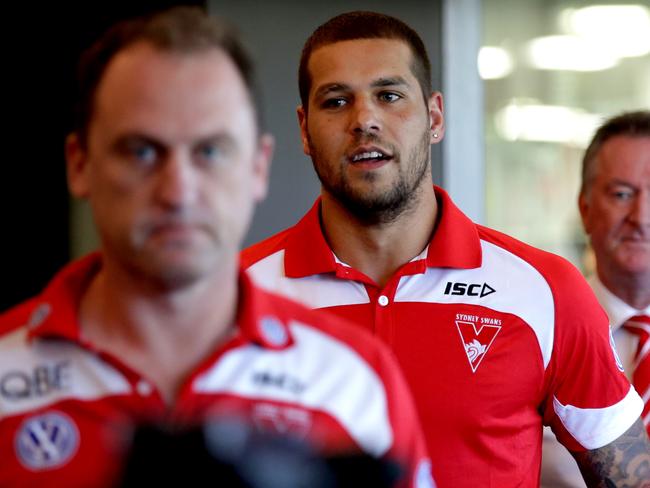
left=88, top=42, right=257, bottom=143
left=600, top=136, right=650, bottom=161
left=104, top=42, right=238, bottom=82
left=95, top=43, right=249, bottom=111
left=308, top=38, right=414, bottom=82
left=596, top=136, right=650, bottom=179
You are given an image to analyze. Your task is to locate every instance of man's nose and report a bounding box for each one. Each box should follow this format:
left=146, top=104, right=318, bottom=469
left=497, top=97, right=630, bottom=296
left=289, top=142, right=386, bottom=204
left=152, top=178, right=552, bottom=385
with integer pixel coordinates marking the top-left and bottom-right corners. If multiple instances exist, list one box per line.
left=154, top=152, right=199, bottom=208
left=629, top=190, right=650, bottom=227
left=350, top=98, right=381, bottom=135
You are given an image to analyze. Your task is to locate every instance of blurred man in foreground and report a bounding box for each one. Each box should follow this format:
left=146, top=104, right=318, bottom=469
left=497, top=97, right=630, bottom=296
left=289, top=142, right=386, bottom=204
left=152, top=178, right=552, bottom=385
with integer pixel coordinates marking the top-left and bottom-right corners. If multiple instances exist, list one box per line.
left=0, top=8, right=432, bottom=487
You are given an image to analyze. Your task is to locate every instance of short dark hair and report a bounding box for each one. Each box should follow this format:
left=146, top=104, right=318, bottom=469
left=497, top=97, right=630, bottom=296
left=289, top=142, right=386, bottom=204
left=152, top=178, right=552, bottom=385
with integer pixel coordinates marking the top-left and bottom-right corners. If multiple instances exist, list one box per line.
left=581, top=110, right=650, bottom=195
left=298, top=11, right=432, bottom=110
left=73, top=6, right=260, bottom=147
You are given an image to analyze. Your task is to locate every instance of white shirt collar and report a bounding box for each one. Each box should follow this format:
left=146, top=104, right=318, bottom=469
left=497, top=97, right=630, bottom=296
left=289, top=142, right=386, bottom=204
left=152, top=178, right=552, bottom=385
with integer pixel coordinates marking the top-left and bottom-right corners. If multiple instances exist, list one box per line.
left=588, top=275, right=650, bottom=330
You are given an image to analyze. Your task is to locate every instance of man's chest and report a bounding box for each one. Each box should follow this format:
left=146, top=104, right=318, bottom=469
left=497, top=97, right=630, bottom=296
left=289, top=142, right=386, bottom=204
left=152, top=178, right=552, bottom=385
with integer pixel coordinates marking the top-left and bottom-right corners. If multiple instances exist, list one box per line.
left=322, top=299, right=547, bottom=429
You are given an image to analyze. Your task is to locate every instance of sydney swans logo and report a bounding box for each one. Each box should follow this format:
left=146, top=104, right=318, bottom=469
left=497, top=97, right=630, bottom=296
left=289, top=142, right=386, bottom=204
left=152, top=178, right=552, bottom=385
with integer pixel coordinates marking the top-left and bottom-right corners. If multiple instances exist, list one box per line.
left=455, top=313, right=502, bottom=373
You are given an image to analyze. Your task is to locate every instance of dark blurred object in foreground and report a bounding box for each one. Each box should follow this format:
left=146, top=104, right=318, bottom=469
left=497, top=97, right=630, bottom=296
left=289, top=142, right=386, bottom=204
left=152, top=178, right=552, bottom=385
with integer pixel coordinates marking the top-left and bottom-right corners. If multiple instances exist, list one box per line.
left=119, top=419, right=403, bottom=487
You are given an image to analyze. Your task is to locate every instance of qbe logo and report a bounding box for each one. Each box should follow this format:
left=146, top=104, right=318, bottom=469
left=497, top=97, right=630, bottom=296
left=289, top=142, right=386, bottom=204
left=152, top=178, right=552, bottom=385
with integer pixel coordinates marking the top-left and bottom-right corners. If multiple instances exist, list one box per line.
left=15, top=411, right=79, bottom=470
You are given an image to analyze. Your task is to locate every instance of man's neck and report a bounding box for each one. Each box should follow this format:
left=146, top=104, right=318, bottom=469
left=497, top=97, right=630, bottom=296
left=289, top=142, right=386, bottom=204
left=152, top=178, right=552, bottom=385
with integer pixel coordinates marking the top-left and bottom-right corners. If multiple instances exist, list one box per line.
left=600, top=269, right=650, bottom=310
left=78, top=256, right=239, bottom=404
left=320, top=184, right=438, bottom=287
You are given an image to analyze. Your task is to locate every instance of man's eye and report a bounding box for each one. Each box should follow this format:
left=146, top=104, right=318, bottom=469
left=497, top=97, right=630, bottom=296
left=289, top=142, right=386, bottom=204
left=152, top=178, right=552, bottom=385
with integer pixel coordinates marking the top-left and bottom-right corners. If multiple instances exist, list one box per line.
left=322, top=98, right=347, bottom=109
left=134, top=145, right=155, bottom=160
left=609, top=188, right=635, bottom=201
left=379, top=92, right=401, bottom=103
left=194, top=142, right=230, bottom=167
left=127, top=143, right=157, bottom=166
left=197, top=143, right=220, bottom=160
left=613, top=191, right=633, bottom=201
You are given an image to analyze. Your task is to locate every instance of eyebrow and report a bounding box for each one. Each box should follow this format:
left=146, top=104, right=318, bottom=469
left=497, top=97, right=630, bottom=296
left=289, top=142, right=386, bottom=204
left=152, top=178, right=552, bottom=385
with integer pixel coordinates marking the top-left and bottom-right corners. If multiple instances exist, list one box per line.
left=313, top=76, right=411, bottom=100
left=607, top=179, right=637, bottom=189
left=112, top=134, right=164, bottom=152
left=114, top=131, right=235, bottom=145
left=313, top=83, right=349, bottom=100
left=371, top=76, right=410, bottom=88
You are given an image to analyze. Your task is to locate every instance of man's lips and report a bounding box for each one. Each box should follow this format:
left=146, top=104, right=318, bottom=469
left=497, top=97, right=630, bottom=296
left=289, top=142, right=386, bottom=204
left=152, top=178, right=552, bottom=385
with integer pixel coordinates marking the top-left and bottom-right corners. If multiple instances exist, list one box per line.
left=147, top=220, right=208, bottom=240
left=620, top=237, right=650, bottom=245
left=347, top=146, right=394, bottom=167
left=616, top=232, right=650, bottom=248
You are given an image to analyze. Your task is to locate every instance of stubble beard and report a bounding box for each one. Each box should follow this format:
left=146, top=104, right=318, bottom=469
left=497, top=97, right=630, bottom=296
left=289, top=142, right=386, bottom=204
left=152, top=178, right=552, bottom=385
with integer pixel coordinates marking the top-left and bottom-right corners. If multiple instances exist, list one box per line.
left=124, top=217, right=226, bottom=291
left=309, top=128, right=432, bottom=225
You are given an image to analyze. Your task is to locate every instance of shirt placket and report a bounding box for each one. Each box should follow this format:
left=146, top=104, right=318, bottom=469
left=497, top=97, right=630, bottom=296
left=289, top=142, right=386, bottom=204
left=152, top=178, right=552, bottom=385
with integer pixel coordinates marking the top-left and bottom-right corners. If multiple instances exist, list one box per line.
left=365, top=280, right=398, bottom=345
left=368, top=260, right=427, bottom=346
left=91, top=348, right=167, bottom=420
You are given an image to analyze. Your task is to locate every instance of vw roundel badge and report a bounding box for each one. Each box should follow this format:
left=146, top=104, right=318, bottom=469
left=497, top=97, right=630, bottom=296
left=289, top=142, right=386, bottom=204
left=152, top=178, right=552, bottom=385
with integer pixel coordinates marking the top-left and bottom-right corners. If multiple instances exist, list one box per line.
left=15, top=411, right=79, bottom=470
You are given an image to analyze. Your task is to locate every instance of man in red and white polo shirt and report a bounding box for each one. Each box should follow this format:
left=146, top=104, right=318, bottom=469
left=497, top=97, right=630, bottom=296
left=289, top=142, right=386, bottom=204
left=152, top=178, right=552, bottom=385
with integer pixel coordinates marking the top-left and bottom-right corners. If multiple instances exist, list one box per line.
left=242, top=11, right=649, bottom=488
left=0, top=8, right=433, bottom=488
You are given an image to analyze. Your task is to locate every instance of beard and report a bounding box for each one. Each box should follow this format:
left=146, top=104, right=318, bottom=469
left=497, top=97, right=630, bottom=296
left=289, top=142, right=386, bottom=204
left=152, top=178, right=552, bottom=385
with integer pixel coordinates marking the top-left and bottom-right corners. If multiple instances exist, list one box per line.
left=308, top=128, right=432, bottom=225
left=113, top=211, right=232, bottom=291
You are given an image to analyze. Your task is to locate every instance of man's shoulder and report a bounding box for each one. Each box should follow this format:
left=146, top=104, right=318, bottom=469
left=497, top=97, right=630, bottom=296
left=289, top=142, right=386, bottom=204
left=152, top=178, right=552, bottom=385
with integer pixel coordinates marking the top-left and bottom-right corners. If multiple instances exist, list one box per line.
left=476, top=223, right=584, bottom=285
left=0, top=255, right=99, bottom=340
left=0, top=298, right=37, bottom=338
left=242, top=199, right=322, bottom=271
left=476, top=223, right=604, bottom=335
left=241, top=226, right=294, bottom=269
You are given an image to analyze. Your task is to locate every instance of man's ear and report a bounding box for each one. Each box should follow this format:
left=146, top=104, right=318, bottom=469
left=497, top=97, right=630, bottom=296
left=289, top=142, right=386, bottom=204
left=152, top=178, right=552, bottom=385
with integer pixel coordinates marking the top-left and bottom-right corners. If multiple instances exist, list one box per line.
left=252, top=133, right=274, bottom=202
left=297, top=105, right=311, bottom=156
left=65, top=133, right=90, bottom=199
left=578, top=190, right=592, bottom=234
left=428, top=91, right=445, bottom=144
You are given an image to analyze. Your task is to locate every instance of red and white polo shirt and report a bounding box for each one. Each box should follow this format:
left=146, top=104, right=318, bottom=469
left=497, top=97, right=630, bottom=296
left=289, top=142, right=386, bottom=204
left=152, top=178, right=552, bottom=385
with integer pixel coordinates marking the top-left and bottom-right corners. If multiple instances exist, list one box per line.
left=242, top=186, right=643, bottom=488
left=0, top=254, right=433, bottom=488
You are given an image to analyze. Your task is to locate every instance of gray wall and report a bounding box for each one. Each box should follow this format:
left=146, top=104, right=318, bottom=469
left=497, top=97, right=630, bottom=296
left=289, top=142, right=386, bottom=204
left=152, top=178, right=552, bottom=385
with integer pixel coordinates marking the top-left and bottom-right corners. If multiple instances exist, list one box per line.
left=210, top=0, right=444, bottom=246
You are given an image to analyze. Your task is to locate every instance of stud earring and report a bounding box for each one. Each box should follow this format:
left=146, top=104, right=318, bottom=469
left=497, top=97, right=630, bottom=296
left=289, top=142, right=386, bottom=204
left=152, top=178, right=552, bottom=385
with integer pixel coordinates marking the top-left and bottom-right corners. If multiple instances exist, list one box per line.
left=433, top=132, right=439, bottom=138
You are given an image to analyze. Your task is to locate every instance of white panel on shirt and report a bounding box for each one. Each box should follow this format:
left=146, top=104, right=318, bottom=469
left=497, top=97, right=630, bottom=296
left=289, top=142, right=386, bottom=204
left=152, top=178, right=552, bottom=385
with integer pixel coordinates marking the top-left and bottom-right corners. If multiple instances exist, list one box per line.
left=193, top=321, right=393, bottom=457
left=553, top=386, right=644, bottom=449
left=395, top=240, right=555, bottom=368
left=246, top=250, right=370, bottom=308
left=0, top=328, right=132, bottom=418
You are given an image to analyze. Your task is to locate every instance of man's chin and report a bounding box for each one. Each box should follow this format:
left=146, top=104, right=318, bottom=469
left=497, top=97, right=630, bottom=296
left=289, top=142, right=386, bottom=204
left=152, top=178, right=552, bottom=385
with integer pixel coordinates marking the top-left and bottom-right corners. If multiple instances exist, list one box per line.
left=614, top=244, right=650, bottom=275
left=139, top=250, right=220, bottom=289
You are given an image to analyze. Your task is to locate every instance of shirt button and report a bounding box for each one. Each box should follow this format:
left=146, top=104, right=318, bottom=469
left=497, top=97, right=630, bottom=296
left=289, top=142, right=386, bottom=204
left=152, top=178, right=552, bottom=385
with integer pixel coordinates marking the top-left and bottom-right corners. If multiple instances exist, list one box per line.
left=378, top=295, right=389, bottom=307
left=136, top=380, right=153, bottom=396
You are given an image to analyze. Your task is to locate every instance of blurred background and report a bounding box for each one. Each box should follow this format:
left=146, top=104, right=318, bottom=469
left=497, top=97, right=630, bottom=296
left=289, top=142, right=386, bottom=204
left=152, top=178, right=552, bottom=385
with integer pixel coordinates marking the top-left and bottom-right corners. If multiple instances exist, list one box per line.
left=482, top=0, right=650, bottom=266
left=2, top=0, right=648, bottom=311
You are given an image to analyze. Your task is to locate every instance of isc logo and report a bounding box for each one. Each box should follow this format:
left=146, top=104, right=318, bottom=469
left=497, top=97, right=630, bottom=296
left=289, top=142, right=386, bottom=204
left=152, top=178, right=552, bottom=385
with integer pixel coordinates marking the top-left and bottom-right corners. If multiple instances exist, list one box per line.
left=444, top=282, right=495, bottom=298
